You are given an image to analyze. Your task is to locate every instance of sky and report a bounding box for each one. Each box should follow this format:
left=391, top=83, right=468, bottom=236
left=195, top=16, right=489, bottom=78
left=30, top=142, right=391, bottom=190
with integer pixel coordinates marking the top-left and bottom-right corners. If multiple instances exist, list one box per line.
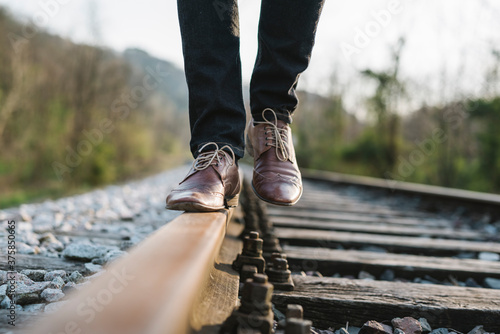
left=1, top=0, right=499, bottom=109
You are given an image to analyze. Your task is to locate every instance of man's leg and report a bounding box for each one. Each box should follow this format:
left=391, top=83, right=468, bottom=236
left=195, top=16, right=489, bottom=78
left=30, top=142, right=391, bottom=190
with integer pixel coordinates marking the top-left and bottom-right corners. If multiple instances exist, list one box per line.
left=177, top=0, right=246, bottom=159
left=167, top=0, right=245, bottom=212
left=247, top=0, right=325, bottom=205
left=250, top=0, right=325, bottom=123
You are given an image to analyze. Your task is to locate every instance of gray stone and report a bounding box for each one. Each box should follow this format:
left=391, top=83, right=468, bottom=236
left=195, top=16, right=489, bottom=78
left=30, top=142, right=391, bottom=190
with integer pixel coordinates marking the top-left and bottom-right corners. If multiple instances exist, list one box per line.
left=84, top=263, right=102, bottom=275
left=20, top=269, right=47, bottom=282
left=6, top=272, right=34, bottom=285
left=62, top=242, right=101, bottom=261
left=465, top=278, right=481, bottom=288
left=380, top=269, right=395, bottom=281
left=91, top=257, right=106, bottom=265
left=359, top=320, right=392, bottom=334
left=23, top=303, right=46, bottom=313
left=33, top=215, right=61, bottom=231
left=392, top=317, right=422, bottom=334
left=0, top=284, right=6, bottom=300
left=95, top=209, right=119, bottom=220
left=17, top=242, right=38, bottom=255
left=120, top=240, right=135, bottom=251
left=429, top=329, right=448, bottom=334
left=418, top=318, right=431, bottom=332
left=478, top=252, right=500, bottom=261
left=394, top=330, right=405, bottom=334
left=45, top=251, right=61, bottom=258
left=13, top=281, right=50, bottom=305
left=348, top=327, right=361, bottom=334
left=358, top=271, right=375, bottom=280
left=456, top=252, right=475, bottom=259
left=0, top=296, right=11, bottom=309
left=44, top=270, right=67, bottom=282
left=68, top=271, right=84, bottom=284
left=103, top=250, right=127, bottom=263
left=17, top=231, right=40, bottom=246
left=484, top=277, right=500, bottom=289
left=0, top=270, right=6, bottom=284
left=62, top=281, right=77, bottom=294
left=467, top=326, right=486, bottom=334
left=39, top=233, right=64, bottom=251
left=20, top=273, right=35, bottom=285
left=41, top=288, right=65, bottom=302
left=335, top=328, right=349, bottom=334
left=360, top=246, right=387, bottom=253
left=94, top=245, right=114, bottom=256
left=484, top=225, right=497, bottom=235
left=44, top=301, right=68, bottom=313
left=48, top=277, right=65, bottom=290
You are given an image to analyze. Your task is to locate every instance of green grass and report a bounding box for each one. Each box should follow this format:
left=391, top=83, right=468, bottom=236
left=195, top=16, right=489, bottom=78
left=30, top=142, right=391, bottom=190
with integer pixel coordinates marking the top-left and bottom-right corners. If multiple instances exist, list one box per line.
left=0, top=187, right=66, bottom=209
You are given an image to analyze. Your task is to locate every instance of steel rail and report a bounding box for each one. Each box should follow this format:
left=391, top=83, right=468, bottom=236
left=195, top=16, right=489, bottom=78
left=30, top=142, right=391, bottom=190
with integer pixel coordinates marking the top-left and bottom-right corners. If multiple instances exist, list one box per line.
left=30, top=211, right=231, bottom=334
left=302, top=168, right=500, bottom=207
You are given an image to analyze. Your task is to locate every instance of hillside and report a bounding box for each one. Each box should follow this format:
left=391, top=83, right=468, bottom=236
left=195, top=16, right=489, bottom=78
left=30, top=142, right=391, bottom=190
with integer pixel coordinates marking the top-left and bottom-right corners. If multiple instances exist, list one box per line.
left=0, top=8, right=190, bottom=208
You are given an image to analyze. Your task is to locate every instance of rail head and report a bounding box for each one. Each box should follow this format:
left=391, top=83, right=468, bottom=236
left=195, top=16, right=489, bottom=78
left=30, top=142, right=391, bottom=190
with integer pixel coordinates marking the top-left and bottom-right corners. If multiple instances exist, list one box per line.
left=30, top=211, right=230, bottom=334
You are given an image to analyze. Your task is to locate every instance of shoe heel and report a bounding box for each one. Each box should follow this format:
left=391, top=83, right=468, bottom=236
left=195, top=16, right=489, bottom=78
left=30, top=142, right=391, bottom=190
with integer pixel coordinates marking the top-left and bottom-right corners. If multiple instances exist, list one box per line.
left=225, top=193, right=240, bottom=208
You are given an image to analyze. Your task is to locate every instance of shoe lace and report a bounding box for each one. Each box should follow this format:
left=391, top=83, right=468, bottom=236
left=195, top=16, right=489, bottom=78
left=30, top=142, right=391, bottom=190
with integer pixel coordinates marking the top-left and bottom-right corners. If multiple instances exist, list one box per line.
left=193, top=142, right=236, bottom=171
left=254, top=108, right=289, bottom=162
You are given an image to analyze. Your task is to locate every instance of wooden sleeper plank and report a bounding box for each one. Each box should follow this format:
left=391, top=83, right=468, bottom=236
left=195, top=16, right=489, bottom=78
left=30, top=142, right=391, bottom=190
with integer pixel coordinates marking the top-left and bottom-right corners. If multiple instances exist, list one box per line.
left=283, top=245, right=500, bottom=280
left=276, top=227, right=500, bottom=255
left=272, top=218, right=484, bottom=240
left=272, top=275, right=500, bottom=331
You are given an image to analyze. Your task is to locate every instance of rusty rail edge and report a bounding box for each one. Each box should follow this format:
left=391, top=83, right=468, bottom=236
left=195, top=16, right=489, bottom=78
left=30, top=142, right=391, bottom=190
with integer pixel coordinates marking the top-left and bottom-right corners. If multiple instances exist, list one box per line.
left=29, top=211, right=230, bottom=334
left=302, top=168, right=500, bottom=207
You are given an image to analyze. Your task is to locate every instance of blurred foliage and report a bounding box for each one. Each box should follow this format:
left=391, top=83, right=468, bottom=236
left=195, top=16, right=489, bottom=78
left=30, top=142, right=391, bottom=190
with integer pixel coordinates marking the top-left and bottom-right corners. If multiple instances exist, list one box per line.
left=293, top=41, right=500, bottom=193
left=0, top=9, right=190, bottom=208
left=294, top=94, right=500, bottom=193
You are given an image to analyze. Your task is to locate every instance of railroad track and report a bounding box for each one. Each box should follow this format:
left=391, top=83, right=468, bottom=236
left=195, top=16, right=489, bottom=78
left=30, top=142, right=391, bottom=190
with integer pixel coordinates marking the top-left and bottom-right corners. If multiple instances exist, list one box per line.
left=1, top=166, right=500, bottom=333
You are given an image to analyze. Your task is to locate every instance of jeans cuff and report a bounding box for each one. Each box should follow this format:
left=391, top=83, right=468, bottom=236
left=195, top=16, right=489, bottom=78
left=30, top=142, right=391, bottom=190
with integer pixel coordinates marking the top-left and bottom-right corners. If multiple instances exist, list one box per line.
left=251, top=108, right=293, bottom=124
left=193, top=142, right=244, bottom=160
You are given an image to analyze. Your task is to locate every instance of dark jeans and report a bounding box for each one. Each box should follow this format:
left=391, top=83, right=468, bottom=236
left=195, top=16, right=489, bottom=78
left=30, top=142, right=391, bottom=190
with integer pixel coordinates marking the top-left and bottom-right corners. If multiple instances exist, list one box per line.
left=177, top=0, right=325, bottom=159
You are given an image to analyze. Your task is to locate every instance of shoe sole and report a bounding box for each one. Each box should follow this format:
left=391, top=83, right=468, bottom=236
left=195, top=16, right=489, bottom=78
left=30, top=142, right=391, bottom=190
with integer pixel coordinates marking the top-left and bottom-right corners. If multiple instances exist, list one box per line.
left=250, top=181, right=302, bottom=206
left=166, top=194, right=240, bottom=212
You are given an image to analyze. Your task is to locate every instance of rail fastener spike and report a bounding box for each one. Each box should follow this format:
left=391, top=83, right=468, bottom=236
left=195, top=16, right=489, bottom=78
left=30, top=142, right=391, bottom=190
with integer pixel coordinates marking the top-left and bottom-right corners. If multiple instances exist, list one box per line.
left=262, top=231, right=283, bottom=259
left=267, top=256, right=294, bottom=291
left=267, top=252, right=286, bottom=270
left=278, top=304, right=304, bottom=329
left=240, top=264, right=258, bottom=282
left=232, top=231, right=266, bottom=274
left=285, top=318, right=312, bottom=334
left=286, top=304, right=303, bottom=320
left=239, top=179, right=261, bottom=238
left=219, top=273, right=274, bottom=334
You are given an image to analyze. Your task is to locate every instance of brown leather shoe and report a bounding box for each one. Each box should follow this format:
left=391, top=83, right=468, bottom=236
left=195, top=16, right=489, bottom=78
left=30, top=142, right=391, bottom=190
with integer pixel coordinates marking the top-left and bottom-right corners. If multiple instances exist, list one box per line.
left=246, top=109, right=302, bottom=206
left=166, top=143, right=241, bottom=212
